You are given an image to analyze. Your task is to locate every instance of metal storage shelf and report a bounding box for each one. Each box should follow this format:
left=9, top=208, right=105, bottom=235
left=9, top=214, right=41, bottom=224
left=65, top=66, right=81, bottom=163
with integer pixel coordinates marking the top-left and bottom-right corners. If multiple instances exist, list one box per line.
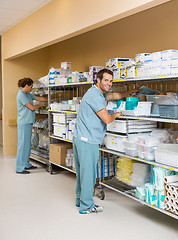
left=30, top=151, right=49, bottom=165
left=47, top=73, right=178, bottom=219
left=48, top=81, right=93, bottom=88
left=99, top=179, right=178, bottom=220
left=35, top=109, right=48, bottom=115
left=100, top=147, right=178, bottom=172
left=30, top=87, right=49, bottom=166
left=49, top=110, right=77, bottom=114
left=49, top=161, right=76, bottom=174
left=113, top=74, right=178, bottom=83
left=50, top=135, right=73, bottom=143
left=117, top=115, right=178, bottom=123
left=33, top=126, right=48, bottom=130
left=99, top=74, right=178, bottom=219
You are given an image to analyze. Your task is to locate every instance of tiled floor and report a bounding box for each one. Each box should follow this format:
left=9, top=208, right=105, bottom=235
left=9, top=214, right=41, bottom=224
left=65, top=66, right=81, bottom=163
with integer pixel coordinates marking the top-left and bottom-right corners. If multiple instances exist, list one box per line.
left=0, top=147, right=177, bottom=240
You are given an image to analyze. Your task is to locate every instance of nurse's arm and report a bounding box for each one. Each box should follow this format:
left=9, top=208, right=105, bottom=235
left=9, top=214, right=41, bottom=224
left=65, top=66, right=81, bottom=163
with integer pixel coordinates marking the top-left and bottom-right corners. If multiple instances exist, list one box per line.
left=35, top=96, right=48, bottom=102
left=25, top=102, right=44, bottom=111
left=106, top=88, right=140, bottom=101
left=96, top=108, right=122, bottom=124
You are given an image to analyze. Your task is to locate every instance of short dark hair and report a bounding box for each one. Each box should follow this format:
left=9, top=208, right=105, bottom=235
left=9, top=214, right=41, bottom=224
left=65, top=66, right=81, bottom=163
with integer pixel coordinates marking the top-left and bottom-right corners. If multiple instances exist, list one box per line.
left=97, top=68, right=113, bottom=81
left=18, top=77, right=33, bottom=88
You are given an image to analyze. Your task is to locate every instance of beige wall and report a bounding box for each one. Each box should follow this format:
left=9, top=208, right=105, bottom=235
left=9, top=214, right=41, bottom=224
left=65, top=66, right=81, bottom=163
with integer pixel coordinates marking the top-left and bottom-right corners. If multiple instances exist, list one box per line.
left=1, top=0, right=178, bottom=155
left=0, top=36, right=2, bottom=119
left=2, top=0, right=169, bottom=60
left=48, top=0, right=178, bottom=71
left=2, top=48, right=49, bottom=155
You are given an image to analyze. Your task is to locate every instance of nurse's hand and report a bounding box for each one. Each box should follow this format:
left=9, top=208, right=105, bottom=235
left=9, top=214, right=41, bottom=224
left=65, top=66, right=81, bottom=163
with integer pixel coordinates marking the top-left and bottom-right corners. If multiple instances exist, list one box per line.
left=115, top=112, right=123, bottom=118
left=40, top=103, right=46, bottom=108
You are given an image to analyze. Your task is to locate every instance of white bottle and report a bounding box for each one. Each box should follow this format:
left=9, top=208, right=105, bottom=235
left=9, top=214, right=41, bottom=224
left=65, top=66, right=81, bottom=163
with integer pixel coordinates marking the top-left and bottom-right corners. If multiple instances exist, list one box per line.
left=65, top=153, right=71, bottom=167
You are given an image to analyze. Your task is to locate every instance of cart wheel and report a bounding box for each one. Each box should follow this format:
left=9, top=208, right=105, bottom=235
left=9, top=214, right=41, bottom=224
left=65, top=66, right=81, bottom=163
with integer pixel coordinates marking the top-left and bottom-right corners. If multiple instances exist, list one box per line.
left=49, top=165, right=53, bottom=175
left=98, top=190, right=105, bottom=200
left=46, top=165, right=49, bottom=172
left=46, top=165, right=53, bottom=174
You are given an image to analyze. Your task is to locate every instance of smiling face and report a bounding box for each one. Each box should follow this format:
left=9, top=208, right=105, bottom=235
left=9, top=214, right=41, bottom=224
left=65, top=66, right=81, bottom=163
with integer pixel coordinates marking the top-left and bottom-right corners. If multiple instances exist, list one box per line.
left=96, top=72, right=113, bottom=94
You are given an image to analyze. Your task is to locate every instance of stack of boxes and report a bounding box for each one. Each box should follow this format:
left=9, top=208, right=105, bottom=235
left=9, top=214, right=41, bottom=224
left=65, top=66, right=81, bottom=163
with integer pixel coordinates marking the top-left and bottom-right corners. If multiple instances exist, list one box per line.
left=52, top=112, right=76, bottom=139
left=107, top=49, right=178, bottom=80
left=49, top=62, right=105, bottom=85
left=106, top=57, right=134, bottom=79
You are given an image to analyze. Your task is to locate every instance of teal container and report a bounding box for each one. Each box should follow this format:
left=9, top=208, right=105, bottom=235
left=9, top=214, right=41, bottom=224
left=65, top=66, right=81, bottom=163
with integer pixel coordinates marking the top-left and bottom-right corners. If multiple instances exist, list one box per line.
left=113, top=100, right=124, bottom=110
left=126, top=97, right=140, bottom=110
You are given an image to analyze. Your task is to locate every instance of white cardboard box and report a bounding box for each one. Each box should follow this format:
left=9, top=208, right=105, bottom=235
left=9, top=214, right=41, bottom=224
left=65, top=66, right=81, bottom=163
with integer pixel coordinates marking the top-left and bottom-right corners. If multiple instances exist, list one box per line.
left=61, top=62, right=72, bottom=70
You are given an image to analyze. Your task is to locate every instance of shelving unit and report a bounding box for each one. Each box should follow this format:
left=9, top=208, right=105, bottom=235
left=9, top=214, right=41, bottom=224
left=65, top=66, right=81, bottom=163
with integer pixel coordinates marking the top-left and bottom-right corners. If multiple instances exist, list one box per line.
left=30, top=87, right=49, bottom=166
left=118, top=115, right=178, bottom=124
left=100, top=178, right=178, bottom=220
left=98, top=75, right=178, bottom=220
left=100, top=147, right=178, bottom=172
left=37, top=73, right=178, bottom=219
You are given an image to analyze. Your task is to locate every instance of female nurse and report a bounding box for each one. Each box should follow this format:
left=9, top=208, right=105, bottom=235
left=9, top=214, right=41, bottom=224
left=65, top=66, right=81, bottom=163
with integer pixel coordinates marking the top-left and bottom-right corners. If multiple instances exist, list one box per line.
left=16, top=77, right=48, bottom=174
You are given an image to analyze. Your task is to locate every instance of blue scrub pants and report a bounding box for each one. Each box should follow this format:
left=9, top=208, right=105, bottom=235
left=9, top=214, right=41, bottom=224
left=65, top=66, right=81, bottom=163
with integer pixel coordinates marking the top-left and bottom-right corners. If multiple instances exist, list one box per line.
left=16, top=124, right=33, bottom=172
left=73, top=137, right=99, bottom=212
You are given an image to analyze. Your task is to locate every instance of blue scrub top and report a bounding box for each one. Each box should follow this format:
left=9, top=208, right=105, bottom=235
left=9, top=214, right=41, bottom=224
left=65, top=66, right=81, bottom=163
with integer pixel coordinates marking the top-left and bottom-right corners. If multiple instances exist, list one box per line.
left=17, top=90, right=36, bottom=125
left=73, top=85, right=107, bottom=144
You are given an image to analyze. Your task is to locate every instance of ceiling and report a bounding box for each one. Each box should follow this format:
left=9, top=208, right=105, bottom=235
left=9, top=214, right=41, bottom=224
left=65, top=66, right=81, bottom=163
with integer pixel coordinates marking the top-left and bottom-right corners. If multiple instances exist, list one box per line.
left=0, top=0, right=52, bottom=35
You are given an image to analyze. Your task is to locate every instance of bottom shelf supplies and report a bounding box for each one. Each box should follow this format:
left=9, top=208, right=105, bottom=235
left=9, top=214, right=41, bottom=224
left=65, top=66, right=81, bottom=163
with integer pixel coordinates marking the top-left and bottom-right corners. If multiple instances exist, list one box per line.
left=135, top=166, right=177, bottom=209
left=116, top=157, right=151, bottom=187
left=50, top=142, right=72, bottom=165
left=153, top=167, right=175, bottom=190
left=130, top=163, right=150, bottom=187
left=116, top=156, right=133, bottom=184
left=97, top=155, right=117, bottom=178
left=164, top=175, right=178, bottom=215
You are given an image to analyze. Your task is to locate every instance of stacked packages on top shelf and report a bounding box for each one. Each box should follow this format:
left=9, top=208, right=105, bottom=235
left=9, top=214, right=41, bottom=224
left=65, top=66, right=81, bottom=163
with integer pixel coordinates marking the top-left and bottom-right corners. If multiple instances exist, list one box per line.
left=48, top=61, right=104, bottom=86
left=106, top=49, right=178, bottom=79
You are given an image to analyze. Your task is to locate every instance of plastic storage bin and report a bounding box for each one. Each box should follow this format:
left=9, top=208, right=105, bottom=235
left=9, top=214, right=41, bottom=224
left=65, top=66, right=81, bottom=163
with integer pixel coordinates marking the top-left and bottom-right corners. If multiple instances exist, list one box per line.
left=121, top=102, right=152, bottom=116
left=53, top=113, right=66, bottom=123
left=124, top=147, right=138, bottom=157
left=105, top=133, right=127, bottom=152
left=53, top=123, right=68, bottom=138
left=138, top=150, right=144, bottom=159
left=107, top=119, right=157, bottom=134
left=158, top=105, right=178, bottom=119
left=146, top=95, right=169, bottom=115
left=124, top=140, right=138, bottom=149
left=146, top=95, right=169, bottom=103
left=155, top=144, right=178, bottom=167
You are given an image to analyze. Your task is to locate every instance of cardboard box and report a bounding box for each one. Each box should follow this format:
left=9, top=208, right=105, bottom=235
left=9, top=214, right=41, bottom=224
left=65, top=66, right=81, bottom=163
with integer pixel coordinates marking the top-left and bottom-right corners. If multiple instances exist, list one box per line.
left=50, top=143, right=72, bottom=165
